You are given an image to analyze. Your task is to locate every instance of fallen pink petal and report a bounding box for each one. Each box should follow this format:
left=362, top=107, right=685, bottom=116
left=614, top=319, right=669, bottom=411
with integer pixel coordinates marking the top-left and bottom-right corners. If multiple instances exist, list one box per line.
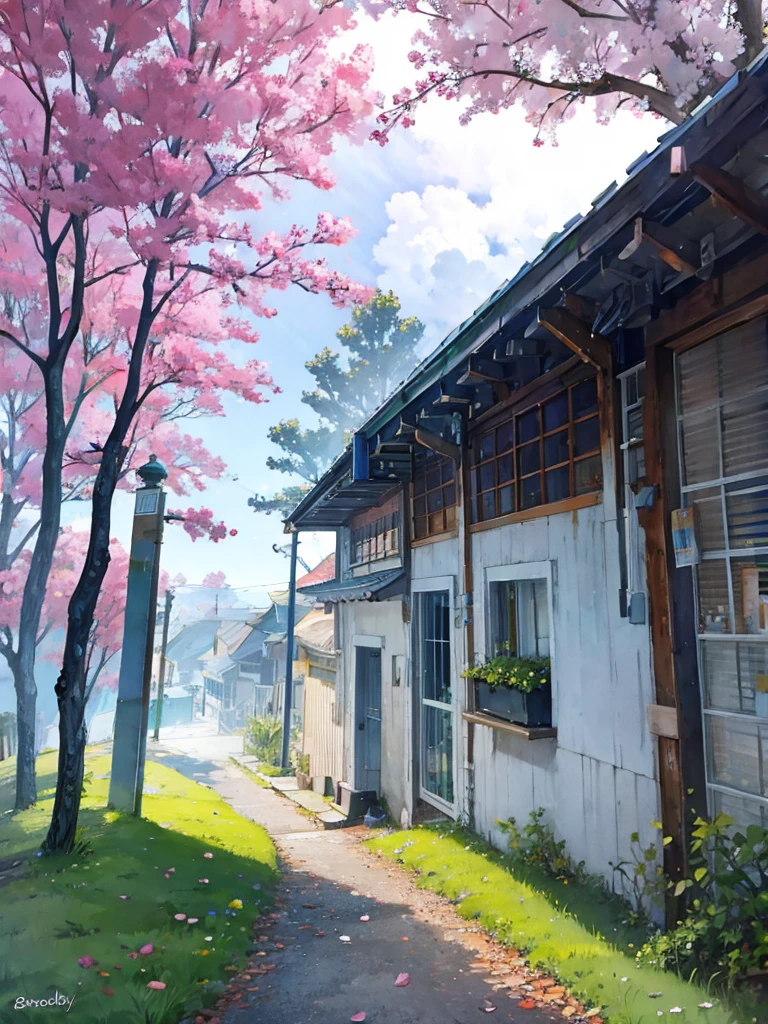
left=350, top=1014, right=366, bottom=1022
left=203, top=852, right=214, bottom=859
left=139, top=943, right=154, bottom=956
left=360, top=915, right=370, bottom=922
left=188, top=918, right=199, bottom=924
left=174, top=913, right=187, bottom=920
left=147, top=981, right=166, bottom=991
left=394, top=973, right=410, bottom=987
left=77, top=956, right=95, bottom=969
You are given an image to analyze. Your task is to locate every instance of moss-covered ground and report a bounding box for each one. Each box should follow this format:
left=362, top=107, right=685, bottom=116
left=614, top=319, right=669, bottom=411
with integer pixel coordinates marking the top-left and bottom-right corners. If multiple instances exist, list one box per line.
left=0, top=748, right=277, bottom=1024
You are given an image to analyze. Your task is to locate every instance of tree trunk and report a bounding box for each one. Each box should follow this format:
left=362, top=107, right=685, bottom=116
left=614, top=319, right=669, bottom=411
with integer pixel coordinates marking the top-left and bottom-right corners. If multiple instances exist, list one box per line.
left=43, top=260, right=158, bottom=853
left=43, top=684, right=87, bottom=853
left=13, top=369, right=66, bottom=810
left=10, top=655, right=37, bottom=808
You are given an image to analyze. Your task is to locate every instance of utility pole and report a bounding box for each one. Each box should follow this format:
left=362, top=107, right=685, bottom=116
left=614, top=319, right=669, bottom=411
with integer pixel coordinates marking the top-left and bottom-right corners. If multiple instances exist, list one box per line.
left=152, top=588, right=174, bottom=742
left=280, top=529, right=299, bottom=768
left=109, top=455, right=167, bottom=815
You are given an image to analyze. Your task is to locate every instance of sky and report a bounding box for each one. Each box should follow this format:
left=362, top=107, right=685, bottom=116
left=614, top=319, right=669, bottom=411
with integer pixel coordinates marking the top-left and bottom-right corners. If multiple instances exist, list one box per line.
left=68, top=9, right=663, bottom=611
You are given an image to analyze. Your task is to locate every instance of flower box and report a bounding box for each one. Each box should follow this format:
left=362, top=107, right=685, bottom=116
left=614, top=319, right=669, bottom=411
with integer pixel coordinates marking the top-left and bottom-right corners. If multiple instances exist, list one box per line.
left=474, top=681, right=552, bottom=727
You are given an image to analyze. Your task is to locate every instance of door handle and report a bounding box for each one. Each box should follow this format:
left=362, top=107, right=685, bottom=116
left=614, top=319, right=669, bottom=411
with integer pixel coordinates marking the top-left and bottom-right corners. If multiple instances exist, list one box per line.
left=358, top=722, right=365, bottom=731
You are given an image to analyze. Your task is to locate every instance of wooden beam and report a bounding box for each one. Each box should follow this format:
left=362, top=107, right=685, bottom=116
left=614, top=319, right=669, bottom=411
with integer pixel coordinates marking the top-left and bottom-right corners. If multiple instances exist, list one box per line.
left=647, top=247, right=768, bottom=348
left=413, top=427, right=459, bottom=462
left=536, top=307, right=612, bottom=372
left=619, top=217, right=698, bottom=273
left=691, top=162, right=768, bottom=235
left=457, top=354, right=509, bottom=383
left=642, top=220, right=699, bottom=274
left=639, top=341, right=706, bottom=925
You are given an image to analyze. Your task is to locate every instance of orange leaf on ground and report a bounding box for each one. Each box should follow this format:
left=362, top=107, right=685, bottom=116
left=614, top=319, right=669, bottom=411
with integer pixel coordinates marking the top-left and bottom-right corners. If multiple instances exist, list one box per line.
left=518, top=1000, right=537, bottom=1010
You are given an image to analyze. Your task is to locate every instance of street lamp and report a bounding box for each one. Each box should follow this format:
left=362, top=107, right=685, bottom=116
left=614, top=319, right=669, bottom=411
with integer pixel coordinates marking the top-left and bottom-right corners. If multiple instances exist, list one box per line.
left=108, top=454, right=168, bottom=815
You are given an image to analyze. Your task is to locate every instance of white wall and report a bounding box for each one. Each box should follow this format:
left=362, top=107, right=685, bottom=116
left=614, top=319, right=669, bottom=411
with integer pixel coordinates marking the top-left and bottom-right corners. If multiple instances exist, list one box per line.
left=469, top=497, right=659, bottom=886
left=337, top=598, right=410, bottom=820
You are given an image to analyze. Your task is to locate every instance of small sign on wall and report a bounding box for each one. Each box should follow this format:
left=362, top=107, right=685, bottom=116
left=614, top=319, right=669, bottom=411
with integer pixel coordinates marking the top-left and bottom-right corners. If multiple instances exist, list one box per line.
left=671, top=507, right=699, bottom=567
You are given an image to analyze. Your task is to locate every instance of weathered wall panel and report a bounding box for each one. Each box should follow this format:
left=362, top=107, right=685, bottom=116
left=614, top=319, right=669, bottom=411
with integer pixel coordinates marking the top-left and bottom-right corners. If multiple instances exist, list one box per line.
left=470, top=493, right=659, bottom=887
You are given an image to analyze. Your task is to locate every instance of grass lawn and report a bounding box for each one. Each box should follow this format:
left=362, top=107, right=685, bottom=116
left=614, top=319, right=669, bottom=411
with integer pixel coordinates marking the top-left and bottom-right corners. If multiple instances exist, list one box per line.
left=0, top=747, right=278, bottom=1024
left=369, top=825, right=743, bottom=1024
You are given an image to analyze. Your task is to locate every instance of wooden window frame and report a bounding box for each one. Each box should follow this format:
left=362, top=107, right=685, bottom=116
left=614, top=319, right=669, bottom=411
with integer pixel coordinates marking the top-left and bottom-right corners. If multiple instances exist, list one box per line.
left=412, top=452, right=458, bottom=541
left=469, top=372, right=603, bottom=527
left=350, top=511, right=400, bottom=567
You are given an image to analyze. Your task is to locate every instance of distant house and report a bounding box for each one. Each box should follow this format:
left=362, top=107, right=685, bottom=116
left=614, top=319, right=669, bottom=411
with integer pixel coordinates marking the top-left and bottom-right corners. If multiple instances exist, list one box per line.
left=285, top=53, right=768, bottom=894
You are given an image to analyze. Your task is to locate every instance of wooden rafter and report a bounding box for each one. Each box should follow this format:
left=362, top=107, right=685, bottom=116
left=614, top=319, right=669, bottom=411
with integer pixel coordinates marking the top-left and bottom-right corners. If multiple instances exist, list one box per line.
left=690, top=162, right=768, bottom=235
left=413, top=427, right=459, bottom=462
left=536, top=307, right=611, bottom=372
left=619, top=217, right=698, bottom=273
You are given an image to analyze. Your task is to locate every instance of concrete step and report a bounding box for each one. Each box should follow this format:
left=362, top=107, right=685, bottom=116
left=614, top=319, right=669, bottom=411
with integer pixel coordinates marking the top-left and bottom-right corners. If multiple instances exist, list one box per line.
left=317, top=809, right=349, bottom=829
left=284, top=789, right=329, bottom=813
left=270, top=775, right=300, bottom=793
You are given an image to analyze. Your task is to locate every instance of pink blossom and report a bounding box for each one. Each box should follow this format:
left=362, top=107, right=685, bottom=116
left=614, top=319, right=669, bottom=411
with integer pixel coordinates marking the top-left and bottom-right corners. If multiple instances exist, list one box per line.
left=146, top=981, right=166, bottom=991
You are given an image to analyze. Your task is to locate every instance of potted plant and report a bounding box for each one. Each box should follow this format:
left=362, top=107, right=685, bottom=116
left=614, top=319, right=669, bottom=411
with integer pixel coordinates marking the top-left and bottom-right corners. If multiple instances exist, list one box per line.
left=464, top=653, right=551, bottom=727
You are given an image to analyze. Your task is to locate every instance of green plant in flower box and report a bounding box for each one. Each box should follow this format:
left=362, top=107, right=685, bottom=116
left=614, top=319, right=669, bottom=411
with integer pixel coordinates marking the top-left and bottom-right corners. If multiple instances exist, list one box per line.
left=463, top=655, right=550, bottom=693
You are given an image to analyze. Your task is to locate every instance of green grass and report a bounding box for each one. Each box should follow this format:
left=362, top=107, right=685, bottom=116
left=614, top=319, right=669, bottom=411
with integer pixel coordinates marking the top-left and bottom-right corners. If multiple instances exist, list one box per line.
left=369, top=825, right=742, bottom=1024
left=230, top=758, right=270, bottom=788
left=256, top=762, right=294, bottom=777
left=0, top=748, right=278, bottom=1024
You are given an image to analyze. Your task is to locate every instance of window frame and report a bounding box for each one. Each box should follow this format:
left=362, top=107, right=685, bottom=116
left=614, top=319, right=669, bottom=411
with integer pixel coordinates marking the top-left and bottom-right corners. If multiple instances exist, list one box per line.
left=411, top=451, right=459, bottom=542
left=349, top=511, right=400, bottom=567
left=469, top=373, right=603, bottom=527
left=412, top=575, right=458, bottom=816
left=483, top=562, right=557, bottom=725
left=676, top=322, right=768, bottom=826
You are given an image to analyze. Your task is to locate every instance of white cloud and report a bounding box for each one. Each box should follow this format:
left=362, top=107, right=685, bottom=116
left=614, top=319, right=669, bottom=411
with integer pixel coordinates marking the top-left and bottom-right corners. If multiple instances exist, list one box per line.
left=373, top=98, right=663, bottom=343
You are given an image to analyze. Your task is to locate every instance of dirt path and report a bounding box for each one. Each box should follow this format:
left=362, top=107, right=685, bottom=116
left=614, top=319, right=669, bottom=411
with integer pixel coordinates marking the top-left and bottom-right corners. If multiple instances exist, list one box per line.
left=152, top=744, right=558, bottom=1024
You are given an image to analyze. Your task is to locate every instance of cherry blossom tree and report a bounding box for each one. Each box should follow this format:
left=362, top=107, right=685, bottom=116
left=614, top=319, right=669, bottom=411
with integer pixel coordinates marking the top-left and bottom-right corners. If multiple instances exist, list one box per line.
left=0, top=234, right=266, bottom=809
left=0, top=0, right=373, bottom=852
left=365, top=0, right=764, bottom=142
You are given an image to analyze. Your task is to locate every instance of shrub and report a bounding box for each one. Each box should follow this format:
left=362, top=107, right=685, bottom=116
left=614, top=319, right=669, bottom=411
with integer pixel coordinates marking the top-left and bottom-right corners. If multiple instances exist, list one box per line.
left=244, top=715, right=282, bottom=765
left=636, top=813, right=768, bottom=985
left=499, top=808, right=590, bottom=883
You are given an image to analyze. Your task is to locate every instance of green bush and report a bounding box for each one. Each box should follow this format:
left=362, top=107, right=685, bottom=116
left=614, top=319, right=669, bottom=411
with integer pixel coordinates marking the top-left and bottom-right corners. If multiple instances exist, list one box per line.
left=244, top=714, right=282, bottom=764
left=637, top=813, right=768, bottom=985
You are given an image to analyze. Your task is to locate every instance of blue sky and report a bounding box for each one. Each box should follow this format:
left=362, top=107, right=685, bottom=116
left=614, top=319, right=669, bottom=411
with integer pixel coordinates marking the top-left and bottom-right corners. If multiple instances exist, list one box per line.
left=79, top=11, right=663, bottom=609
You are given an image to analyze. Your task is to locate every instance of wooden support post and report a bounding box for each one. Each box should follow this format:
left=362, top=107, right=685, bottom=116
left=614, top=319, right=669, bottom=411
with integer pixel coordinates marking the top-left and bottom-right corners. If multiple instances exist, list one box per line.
left=536, top=307, right=612, bottom=372
left=691, top=162, right=768, bottom=235
left=639, top=341, right=706, bottom=924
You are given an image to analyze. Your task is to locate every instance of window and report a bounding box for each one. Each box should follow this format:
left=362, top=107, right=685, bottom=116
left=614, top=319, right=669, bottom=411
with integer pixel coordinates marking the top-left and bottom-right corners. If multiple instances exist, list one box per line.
left=677, top=319, right=768, bottom=827
left=620, top=364, right=646, bottom=487
left=470, top=375, right=602, bottom=524
left=415, top=589, right=454, bottom=807
left=412, top=452, right=458, bottom=540
left=619, top=363, right=647, bottom=613
left=351, top=512, right=400, bottom=565
left=489, top=578, right=550, bottom=657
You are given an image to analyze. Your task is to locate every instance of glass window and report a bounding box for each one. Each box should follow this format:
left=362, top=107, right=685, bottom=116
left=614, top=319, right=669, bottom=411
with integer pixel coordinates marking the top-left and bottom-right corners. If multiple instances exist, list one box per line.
left=489, top=577, right=550, bottom=657
left=411, top=453, right=458, bottom=541
left=470, top=374, right=602, bottom=524
left=416, top=590, right=454, bottom=807
left=350, top=511, right=400, bottom=566
left=677, top=320, right=768, bottom=829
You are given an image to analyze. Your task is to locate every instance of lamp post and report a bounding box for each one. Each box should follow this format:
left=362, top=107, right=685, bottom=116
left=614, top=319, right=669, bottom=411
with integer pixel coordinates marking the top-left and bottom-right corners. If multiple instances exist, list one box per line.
left=109, top=454, right=167, bottom=815
left=280, top=529, right=299, bottom=769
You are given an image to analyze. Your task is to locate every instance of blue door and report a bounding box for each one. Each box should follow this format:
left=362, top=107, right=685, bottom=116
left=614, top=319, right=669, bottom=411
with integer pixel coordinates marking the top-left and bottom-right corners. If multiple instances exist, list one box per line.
left=355, top=647, right=381, bottom=794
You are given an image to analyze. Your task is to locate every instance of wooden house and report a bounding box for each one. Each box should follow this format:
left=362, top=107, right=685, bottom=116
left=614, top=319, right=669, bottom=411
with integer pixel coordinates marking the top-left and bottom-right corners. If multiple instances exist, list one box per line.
left=288, top=50, right=768, bottom=888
